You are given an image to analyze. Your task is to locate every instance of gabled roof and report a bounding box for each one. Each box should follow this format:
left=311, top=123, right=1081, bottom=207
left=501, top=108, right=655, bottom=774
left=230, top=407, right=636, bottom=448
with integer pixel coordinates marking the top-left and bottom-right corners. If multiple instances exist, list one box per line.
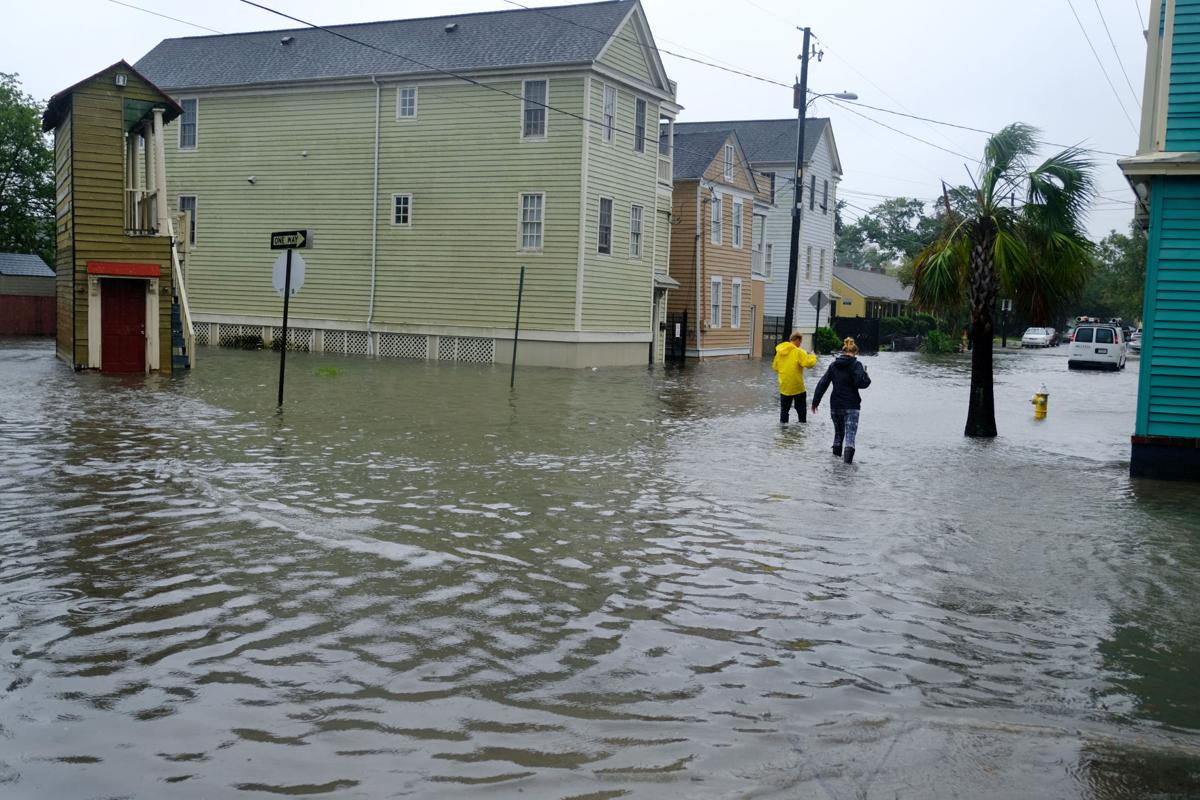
left=43, top=60, right=184, bottom=132
left=0, top=253, right=54, bottom=278
left=833, top=267, right=911, bottom=303
left=135, top=1, right=642, bottom=90
left=674, top=118, right=832, bottom=167
left=669, top=130, right=757, bottom=192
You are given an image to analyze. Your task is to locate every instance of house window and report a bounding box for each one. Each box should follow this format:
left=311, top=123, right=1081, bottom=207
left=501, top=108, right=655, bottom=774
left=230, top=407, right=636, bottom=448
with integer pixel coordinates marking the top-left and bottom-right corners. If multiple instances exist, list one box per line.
left=178, top=195, right=197, bottom=245
left=598, top=196, right=613, bottom=254
left=179, top=98, right=197, bottom=150
left=603, top=85, right=617, bottom=142
left=765, top=243, right=773, bottom=279
left=732, top=200, right=743, bottom=248
left=724, top=144, right=734, bottom=181
left=809, top=174, right=816, bottom=211
left=634, top=98, right=646, bottom=153
left=520, top=192, right=544, bottom=251
left=522, top=79, right=547, bottom=138
left=806, top=245, right=813, bottom=279
left=393, top=194, right=412, bottom=226
left=822, top=179, right=829, bottom=213
left=731, top=279, right=742, bottom=328
left=819, top=248, right=826, bottom=282
left=397, top=87, right=417, bottom=119
left=710, top=195, right=722, bottom=244
left=629, top=204, right=643, bottom=257
left=710, top=276, right=722, bottom=328
left=769, top=173, right=776, bottom=204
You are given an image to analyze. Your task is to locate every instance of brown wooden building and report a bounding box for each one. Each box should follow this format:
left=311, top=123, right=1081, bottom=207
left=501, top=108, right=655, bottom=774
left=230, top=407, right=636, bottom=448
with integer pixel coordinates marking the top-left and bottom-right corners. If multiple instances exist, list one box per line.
left=667, top=130, right=771, bottom=359
left=42, top=61, right=195, bottom=373
left=0, top=253, right=56, bottom=336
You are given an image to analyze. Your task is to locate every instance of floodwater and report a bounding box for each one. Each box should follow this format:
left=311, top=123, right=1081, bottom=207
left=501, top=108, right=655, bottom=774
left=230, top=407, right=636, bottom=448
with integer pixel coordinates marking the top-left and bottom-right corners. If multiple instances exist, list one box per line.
left=1, top=339, right=1198, bottom=799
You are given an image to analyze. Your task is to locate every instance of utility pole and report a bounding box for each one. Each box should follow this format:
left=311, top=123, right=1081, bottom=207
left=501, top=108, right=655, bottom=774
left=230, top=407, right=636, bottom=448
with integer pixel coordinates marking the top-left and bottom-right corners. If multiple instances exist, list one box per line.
left=782, top=26, right=812, bottom=340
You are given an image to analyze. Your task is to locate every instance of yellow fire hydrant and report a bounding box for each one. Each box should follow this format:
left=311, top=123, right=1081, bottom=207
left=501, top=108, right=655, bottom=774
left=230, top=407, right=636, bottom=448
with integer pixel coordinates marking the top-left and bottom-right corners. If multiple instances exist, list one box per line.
left=1031, top=383, right=1049, bottom=420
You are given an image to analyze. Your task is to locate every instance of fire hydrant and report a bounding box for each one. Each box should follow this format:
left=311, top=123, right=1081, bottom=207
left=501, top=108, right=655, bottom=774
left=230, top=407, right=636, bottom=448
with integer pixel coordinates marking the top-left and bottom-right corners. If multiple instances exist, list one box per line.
left=1031, top=383, right=1049, bottom=420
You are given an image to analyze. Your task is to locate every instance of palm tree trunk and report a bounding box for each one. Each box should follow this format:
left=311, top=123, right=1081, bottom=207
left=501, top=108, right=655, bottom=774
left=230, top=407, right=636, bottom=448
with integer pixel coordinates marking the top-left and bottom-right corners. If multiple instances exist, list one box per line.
left=965, top=221, right=998, bottom=437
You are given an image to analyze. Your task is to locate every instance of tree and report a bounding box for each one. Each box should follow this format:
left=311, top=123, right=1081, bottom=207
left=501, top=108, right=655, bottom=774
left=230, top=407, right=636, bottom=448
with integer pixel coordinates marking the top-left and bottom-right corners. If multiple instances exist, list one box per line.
left=0, top=73, right=54, bottom=266
left=911, top=123, right=1094, bottom=437
left=1074, top=223, right=1146, bottom=322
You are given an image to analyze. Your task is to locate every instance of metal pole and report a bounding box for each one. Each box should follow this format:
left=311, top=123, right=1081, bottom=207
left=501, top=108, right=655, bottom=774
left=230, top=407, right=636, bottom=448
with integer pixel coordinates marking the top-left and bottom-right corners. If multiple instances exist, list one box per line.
left=813, top=294, right=822, bottom=349
left=783, top=26, right=811, bottom=339
left=277, top=248, right=292, bottom=408
left=510, top=265, right=525, bottom=389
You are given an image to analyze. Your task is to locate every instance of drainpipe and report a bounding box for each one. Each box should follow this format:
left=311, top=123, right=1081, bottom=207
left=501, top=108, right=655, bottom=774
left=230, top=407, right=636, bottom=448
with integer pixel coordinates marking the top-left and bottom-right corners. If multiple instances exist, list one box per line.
left=695, top=185, right=704, bottom=355
left=366, top=76, right=381, bottom=354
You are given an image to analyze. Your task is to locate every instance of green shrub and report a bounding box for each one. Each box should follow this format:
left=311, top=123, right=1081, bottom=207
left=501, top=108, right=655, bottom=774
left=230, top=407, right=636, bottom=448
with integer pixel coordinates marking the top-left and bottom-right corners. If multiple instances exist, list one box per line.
left=910, top=313, right=938, bottom=336
left=920, top=329, right=958, bottom=354
left=813, top=326, right=842, bottom=353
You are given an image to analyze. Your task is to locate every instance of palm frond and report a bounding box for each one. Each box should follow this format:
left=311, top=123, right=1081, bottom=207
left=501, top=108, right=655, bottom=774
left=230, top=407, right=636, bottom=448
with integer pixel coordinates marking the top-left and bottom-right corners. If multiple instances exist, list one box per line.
left=1026, top=146, right=1096, bottom=229
left=980, top=124, right=1039, bottom=209
left=911, top=234, right=970, bottom=316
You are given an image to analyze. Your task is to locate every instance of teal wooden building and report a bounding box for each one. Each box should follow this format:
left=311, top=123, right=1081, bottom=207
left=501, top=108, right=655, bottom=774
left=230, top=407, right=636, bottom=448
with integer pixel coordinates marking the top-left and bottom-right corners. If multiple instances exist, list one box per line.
left=1120, top=0, right=1200, bottom=479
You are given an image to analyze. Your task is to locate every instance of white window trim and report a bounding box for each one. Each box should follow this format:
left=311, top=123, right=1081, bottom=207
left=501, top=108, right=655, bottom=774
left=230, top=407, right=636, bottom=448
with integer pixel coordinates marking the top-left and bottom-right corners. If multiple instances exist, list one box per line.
left=602, top=84, right=617, bottom=143
left=764, top=242, right=773, bottom=279
left=598, top=195, right=614, bottom=255
left=517, top=191, right=545, bottom=253
left=179, top=97, right=198, bottom=151
left=633, top=97, right=646, bottom=154
left=629, top=203, right=643, bottom=258
left=521, top=78, right=549, bottom=140
left=392, top=193, right=412, bottom=227
left=396, top=86, right=418, bottom=120
left=819, top=248, right=826, bottom=281
left=178, top=194, right=198, bottom=247
left=723, top=144, right=734, bottom=181
left=710, top=276, right=723, bottom=328
left=732, top=199, right=743, bottom=249
left=731, top=278, right=742, bottom=328
left=806, top=245, right=813, bottom=279
left=710, top=194, right=722, bottom=245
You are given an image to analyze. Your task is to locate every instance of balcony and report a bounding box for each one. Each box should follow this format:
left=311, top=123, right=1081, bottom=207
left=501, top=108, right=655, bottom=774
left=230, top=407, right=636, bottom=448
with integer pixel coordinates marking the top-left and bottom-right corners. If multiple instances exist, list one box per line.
left=125, top=188, right=159, bottom=236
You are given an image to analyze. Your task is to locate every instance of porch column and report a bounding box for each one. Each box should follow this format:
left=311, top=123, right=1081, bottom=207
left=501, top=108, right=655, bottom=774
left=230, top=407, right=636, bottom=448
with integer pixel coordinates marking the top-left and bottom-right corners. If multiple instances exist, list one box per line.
left=152, top=108, right=169, bottom=234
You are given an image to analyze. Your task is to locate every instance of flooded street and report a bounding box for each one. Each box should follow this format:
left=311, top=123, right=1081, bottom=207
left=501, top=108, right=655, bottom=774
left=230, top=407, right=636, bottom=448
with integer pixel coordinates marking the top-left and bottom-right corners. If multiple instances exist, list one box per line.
left=1, top=339, right=1198, bottom=798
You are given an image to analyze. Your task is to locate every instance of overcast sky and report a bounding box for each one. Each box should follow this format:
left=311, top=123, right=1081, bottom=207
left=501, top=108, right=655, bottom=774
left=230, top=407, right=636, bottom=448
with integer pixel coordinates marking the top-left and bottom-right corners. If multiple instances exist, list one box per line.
left=4, top=0, right=1146, bottom=239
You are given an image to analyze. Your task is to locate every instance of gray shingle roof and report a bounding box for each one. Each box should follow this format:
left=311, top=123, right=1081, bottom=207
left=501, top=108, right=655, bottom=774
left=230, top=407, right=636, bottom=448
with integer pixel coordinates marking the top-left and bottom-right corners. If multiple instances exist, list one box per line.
left=670, top=130, right=733, bottom=181
left=673, top=118, right=829, bottom=165
left=834, top=267, right=911, bottom=303
left=0, top=253, right=54, bottom=278
left=135, top=1, right=635, bottom=90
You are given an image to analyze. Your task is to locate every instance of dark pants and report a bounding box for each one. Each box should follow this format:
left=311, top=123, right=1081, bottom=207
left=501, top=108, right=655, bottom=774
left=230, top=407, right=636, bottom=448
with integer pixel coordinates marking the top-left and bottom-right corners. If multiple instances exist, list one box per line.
left=780, top=392, right=807, bottom=423
left=831, top=408, right=861, bottom=448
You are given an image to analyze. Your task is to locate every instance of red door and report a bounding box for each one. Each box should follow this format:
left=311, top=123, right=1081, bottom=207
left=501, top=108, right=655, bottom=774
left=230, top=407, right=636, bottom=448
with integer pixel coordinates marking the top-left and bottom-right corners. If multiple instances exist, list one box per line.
left=101, top=279, right=146, bottom=373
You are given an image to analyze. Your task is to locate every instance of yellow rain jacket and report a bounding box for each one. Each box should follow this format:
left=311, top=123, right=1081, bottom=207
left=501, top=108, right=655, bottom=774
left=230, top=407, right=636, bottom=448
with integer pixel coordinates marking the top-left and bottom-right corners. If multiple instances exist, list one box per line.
left=772, top=341, right=817, bottom=396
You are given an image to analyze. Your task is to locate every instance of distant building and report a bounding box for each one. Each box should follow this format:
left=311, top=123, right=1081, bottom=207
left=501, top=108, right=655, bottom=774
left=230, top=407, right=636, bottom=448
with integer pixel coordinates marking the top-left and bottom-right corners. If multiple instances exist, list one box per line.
left=673, top=118, right=841, bottom=341
left=831, top=267, right=911, bottom=319
left=666, top=130, right=772, bottom=359
left=1118, top=0, right=1200, bottom=480
left=0, top=253, right=55, bottom=336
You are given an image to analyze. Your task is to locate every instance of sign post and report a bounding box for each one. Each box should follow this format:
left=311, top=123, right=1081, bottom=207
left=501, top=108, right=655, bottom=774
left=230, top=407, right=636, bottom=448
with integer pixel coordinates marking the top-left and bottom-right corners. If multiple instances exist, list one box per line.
left=809, top=290, right=829, bottom=350
left=270, top=230, right=309, bottom=408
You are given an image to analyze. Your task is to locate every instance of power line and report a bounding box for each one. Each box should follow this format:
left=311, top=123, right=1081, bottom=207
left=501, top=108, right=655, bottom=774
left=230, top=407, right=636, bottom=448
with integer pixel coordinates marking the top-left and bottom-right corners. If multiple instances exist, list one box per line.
left=1064, top=0, right=1139, bottom=134
left=825, top=98, right=974, bottom=160
left=1134, top=0, right=1146, bottom=29
left=106, top=0, right=224, bottom=34
left=1091, top=0, right=1142, bottom=109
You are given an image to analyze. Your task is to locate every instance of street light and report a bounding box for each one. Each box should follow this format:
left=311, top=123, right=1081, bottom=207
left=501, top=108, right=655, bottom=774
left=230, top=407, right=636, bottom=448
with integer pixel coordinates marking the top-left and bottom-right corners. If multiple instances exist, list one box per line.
left=781, top=33, right=859, bottom=344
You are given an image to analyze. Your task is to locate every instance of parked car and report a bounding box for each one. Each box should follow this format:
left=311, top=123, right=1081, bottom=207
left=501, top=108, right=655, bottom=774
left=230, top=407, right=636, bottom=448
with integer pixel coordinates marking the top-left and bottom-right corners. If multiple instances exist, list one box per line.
left=1128, top=328, right=1142, bottom=354
left=1068, top=324, right=1127, bottom=370
left=1021, top=327, right=1054, bottom=347
left=1047, top=327, right=1060, bottom=346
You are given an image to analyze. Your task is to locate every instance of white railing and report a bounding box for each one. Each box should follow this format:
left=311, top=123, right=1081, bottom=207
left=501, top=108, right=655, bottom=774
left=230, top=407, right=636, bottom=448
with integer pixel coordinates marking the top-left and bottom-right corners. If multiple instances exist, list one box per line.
left=166, top=216, right=196, bottom=366
left=125, top=189, right=159, bottom=234
left=658, top=156, right=672, bottom=184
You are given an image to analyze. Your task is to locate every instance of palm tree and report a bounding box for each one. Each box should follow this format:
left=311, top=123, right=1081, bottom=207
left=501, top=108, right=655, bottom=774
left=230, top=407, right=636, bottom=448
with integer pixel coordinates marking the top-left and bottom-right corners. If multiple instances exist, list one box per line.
left=911, top=123, right=1094, bottom=437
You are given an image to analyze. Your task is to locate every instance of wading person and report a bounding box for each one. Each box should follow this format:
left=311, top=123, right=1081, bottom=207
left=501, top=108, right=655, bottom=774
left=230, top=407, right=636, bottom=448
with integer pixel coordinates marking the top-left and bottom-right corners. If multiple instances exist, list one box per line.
left=811, top=337, right=872, bottom=463
left=772, top=331, right=817, bottom=424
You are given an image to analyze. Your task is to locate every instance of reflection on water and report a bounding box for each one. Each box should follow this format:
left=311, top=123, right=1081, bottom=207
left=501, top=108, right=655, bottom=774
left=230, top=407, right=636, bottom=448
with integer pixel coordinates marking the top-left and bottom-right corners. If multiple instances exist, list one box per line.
left=1, top=339, right=1198, bottom=798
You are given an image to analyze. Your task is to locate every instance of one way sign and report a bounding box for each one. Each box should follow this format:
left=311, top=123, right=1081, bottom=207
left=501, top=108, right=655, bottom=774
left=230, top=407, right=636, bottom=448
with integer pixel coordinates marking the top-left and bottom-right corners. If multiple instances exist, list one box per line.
left=270, top=229, right=309, bottom=250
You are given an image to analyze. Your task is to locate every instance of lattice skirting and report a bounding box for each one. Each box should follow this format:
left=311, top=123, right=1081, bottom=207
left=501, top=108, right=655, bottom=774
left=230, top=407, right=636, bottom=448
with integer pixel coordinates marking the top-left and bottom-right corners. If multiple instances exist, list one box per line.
left=198, top=324, right=495, bottom=364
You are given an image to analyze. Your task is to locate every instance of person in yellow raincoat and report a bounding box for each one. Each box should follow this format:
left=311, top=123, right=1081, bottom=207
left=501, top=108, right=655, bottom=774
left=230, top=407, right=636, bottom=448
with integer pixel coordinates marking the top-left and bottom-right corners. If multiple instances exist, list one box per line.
left=772, top=331, right=818, bottom=423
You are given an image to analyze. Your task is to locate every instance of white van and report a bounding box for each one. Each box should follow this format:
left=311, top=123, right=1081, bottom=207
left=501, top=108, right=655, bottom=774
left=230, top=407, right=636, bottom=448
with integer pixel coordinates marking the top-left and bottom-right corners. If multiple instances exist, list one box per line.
left=1068, top=324, right=1126, bottom=371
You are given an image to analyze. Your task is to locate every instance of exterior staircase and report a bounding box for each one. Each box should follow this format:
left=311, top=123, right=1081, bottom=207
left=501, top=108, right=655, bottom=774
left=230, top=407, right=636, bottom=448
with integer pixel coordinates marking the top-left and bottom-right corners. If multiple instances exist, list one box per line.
left=168, top=214, right=195, bottom=371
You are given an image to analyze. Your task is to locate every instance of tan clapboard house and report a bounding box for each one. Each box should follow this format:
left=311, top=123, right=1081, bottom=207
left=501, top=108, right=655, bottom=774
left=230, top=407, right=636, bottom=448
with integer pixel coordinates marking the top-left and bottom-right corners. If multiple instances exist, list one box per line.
left=135, top=1, right=682, bottom=368
left=666, top=130, right=772, bottom=359
left=42, top=61, right=196, bottom=374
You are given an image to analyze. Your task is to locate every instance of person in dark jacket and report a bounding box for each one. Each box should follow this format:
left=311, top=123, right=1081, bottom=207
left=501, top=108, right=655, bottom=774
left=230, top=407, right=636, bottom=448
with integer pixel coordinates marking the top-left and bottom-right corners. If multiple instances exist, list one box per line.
left=811, top=337, right=872, bottom=463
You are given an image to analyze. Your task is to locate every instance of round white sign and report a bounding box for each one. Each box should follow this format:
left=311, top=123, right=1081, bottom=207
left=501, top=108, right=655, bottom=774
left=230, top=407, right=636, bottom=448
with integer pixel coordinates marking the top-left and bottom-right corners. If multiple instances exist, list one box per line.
left=272, top=252, right=306, bottom=298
